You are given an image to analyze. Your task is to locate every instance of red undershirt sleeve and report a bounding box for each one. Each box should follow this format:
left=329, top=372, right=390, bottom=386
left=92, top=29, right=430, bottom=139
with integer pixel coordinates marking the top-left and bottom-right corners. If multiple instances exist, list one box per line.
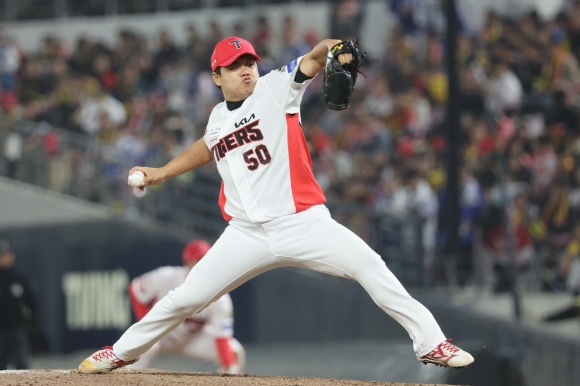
left=215, top=337, right=235, bottom=367
left=128, top=284, right=153, bottom=321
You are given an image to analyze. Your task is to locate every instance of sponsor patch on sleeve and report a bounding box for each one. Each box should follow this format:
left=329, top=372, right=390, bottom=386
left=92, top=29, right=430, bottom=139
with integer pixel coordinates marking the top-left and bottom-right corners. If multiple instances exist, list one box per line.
left=286, top=59, right=298, bottom=73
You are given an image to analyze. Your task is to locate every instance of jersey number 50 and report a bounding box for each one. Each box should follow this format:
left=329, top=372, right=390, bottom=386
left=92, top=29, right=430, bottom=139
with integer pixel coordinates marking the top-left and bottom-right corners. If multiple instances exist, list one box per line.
left=243, top=145, right=272, bottom=171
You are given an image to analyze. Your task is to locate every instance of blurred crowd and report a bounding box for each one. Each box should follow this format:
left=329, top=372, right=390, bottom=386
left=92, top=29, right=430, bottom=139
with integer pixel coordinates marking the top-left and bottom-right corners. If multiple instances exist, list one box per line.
left=7, top=0, right=322, bottom=21
left=2, top=0, right=580, bottom=293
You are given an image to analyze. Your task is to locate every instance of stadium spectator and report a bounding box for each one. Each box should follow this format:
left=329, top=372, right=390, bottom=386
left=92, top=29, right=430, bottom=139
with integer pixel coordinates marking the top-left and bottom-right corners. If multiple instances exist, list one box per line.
left=0, top=31, right=21, bottom=93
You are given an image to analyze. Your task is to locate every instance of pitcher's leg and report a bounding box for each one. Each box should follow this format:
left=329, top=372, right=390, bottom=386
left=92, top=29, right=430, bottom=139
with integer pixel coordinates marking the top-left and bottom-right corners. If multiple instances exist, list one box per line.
left=114, top=222, right=276, bottom=361
left=319, top=230, right=445, bottom=356
left=270, top=206, right=445, bottom=356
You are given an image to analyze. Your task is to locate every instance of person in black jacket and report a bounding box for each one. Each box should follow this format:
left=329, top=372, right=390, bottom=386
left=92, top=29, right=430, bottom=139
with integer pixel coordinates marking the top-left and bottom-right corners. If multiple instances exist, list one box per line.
left=0, top=240, right=36, bottom=370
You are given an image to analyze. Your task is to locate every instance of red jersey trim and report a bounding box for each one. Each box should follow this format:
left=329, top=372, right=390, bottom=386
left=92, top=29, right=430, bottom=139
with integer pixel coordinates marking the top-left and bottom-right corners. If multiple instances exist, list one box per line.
left=218, top=181, right=233, bottom=222
left=128, top=282, right=152, bottom=321
left=286, top=113, right=326, bottom=212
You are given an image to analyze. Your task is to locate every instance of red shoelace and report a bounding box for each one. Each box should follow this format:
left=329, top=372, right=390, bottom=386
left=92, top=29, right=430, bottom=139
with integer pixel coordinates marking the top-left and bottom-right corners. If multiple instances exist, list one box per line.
left=428, top=338, right=459, bottom=358
left=91, top=347, right=116, bottom=361
left=437, top=339, right=459, bottom=353
left=91, top=346, right=127, bottom=366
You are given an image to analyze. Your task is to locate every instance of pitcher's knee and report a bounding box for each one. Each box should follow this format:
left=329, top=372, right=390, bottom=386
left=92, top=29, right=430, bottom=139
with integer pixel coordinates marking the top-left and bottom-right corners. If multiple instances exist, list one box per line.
left=170, top=285, right=220, bottom=315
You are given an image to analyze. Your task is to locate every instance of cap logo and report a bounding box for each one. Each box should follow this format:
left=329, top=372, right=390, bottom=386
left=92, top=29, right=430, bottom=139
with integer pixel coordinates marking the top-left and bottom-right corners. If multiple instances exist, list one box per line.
left=229, top=40, right=243, bottom=49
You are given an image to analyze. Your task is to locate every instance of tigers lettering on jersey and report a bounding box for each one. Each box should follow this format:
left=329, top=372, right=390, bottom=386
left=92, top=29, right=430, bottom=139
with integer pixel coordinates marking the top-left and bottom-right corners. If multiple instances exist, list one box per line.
left=211, top=119, right=264, bottom=161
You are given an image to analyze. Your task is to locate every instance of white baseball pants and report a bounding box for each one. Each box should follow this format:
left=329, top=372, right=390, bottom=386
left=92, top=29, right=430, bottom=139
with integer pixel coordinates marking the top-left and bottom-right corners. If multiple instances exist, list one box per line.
left=114, top=205, right=446, bottom=360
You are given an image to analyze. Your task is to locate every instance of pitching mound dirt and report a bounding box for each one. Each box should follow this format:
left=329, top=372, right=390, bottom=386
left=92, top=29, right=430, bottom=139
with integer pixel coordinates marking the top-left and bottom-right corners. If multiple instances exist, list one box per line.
left=0, top=369, right=455, bottom=385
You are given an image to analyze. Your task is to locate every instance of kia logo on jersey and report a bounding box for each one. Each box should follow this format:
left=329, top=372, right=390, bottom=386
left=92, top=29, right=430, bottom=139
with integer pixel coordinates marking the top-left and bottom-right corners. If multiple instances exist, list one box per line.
left=235, top=113, right=256, bottom=128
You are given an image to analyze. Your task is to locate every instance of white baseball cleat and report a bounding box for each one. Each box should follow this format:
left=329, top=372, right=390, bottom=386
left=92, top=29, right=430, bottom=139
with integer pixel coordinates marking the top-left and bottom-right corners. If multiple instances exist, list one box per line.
left=418, top=339, right=474, bottom=368
left=78, top=346, right=137, bottom=374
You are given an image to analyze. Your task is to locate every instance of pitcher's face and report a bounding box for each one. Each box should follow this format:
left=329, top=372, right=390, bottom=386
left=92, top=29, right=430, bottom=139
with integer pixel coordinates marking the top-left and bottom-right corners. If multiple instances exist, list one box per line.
left=212, top=55, right=259, bottom=102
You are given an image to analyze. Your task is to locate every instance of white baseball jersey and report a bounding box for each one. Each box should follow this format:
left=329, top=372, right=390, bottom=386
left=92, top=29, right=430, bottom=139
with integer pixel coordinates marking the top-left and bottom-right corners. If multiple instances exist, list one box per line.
left=130, top=266, right=234, bottom=339
left=204, top=56, right=326, bottom=223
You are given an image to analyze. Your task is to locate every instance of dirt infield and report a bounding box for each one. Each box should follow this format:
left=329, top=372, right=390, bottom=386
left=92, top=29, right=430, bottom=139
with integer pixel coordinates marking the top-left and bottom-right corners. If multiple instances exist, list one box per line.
left=0, top=369, right=457, bottom=385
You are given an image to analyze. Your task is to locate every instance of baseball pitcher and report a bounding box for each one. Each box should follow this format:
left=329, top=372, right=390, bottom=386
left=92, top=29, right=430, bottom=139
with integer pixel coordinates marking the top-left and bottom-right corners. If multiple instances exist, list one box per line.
left=79, top=35, right=474, bottom=374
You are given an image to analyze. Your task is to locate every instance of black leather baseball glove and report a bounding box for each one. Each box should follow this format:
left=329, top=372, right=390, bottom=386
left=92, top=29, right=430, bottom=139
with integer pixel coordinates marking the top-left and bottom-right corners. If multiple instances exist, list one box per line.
left=322, top=40, right=365, bottom=111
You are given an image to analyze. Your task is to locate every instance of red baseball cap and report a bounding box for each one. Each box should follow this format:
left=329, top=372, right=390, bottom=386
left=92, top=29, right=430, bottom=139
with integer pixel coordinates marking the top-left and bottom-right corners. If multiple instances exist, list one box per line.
left=182, top=239, right=211, bottom=264
left=210, top=36, right=261, bottom=72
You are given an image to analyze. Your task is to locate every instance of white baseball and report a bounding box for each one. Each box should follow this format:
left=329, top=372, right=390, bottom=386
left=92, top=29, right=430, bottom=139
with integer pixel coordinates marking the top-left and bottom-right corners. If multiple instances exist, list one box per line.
left=128, top=171, right=146, bottom=188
